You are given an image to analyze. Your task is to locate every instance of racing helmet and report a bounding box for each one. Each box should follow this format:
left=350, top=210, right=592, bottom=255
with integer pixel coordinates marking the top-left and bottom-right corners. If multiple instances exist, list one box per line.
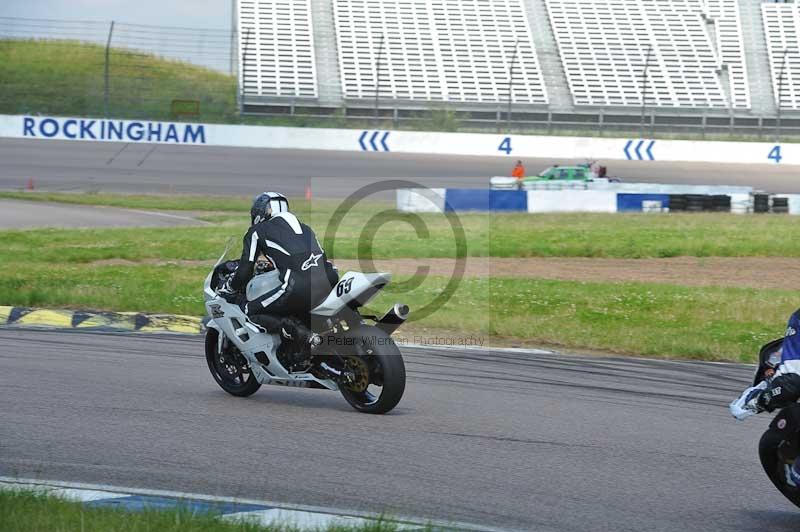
left=250, top=192, right=289, bottom=225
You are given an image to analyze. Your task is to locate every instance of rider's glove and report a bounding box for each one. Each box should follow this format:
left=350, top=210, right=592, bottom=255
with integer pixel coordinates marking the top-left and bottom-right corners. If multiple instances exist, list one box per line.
left=730, top=381, right=768, bottom=421
left=216, top=277, right=239, bottom=303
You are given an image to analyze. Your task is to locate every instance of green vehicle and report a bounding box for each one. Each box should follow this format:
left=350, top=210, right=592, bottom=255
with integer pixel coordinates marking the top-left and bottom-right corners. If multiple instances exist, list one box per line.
left=526, top=165, right=594, bottom=182
left=519, top=164, right=619, bottom=186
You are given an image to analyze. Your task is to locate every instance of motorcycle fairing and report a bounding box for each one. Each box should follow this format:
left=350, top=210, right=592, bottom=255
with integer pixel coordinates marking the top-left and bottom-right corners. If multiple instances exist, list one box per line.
left=204, top=296, right=337, bottom=390
left=312, top=272, right=392, bottom=317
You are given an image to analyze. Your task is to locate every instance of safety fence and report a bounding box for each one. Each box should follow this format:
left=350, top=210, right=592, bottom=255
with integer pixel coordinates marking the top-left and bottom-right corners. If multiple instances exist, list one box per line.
left=0, top=17, right=236, bottom=122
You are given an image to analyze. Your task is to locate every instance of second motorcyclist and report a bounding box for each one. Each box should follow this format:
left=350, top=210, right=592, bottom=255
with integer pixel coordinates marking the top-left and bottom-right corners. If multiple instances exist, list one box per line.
left=730, top=308, right=800, bottom=485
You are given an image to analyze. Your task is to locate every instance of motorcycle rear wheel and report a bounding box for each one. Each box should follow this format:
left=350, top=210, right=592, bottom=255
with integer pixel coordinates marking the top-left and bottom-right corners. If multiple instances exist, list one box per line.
left=205, top=328, right=261, bottom=397
left=337, top=325, right=405, bottom=414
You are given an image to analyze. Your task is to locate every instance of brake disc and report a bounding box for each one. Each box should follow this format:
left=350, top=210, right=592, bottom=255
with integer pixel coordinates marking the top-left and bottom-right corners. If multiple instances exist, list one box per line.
left=343, top=356, right=370, bottom=392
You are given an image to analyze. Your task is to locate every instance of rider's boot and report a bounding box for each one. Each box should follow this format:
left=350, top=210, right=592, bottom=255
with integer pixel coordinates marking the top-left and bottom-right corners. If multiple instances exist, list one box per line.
left=785, top=457, right=800, bottom=488
left=248, top=313, right=283, bottom=333
left=279, top=318, right=321, bottom=369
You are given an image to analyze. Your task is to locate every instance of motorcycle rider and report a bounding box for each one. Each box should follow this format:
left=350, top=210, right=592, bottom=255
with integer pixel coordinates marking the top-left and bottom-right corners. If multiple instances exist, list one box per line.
left=730, top=308, right=800, bottom=484
left=217, top=192, right=338, bottom=358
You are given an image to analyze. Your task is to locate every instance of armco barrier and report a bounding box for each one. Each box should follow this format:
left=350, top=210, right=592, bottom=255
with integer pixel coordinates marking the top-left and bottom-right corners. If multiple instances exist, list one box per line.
left=2, top=113, right=800, bottom=166
left=495, top=178, right=754, bottom=196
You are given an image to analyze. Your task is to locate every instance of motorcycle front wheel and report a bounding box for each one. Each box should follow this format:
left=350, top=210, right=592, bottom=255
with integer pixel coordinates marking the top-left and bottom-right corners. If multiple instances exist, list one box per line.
left=759, top=423, right=800, bottom=509
left=205, top=328, right=261, bottom=397
left=336, top=325, right=405, bottom=414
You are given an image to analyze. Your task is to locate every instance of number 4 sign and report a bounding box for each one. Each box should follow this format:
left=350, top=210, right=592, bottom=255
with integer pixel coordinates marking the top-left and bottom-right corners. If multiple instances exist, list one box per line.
left=769, top=145, right=782, bottom=164
left=498, top=137, right=512, bottom=155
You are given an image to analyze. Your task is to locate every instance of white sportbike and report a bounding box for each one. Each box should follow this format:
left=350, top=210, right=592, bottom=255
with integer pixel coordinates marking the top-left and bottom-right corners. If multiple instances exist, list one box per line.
left=203, top=249, right=408, bottom=414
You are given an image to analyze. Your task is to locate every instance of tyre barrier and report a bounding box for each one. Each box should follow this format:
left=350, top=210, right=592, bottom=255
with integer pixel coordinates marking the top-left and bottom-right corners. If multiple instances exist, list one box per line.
left=754, top=193, right=770, bottom=213
left=398, top=188, right=800, bottom=214
left=773, top=197, right=790, bottom=214
left=667, top=194, right=732, bottom=213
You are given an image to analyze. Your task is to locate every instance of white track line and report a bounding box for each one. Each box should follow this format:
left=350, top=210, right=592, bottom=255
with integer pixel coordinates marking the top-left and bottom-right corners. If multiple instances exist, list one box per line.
left=122, top=208, right=212, bottom=225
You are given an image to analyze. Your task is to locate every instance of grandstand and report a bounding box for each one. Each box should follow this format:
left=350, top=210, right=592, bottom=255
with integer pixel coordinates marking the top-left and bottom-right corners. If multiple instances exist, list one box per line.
left=763, top=1, right=800, bottom=110
left=235, top=0, right=798, bottom=132
left=238, top=0, right=318, bottom=100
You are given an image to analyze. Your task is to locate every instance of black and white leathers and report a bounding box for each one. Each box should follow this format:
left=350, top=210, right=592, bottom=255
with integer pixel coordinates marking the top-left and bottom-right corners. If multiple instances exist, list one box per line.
left=229, top=212, right=338, bottom=317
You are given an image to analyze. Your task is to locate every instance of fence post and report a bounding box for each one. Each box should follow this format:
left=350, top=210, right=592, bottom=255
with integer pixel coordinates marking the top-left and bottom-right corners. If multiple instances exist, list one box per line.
left=650, top=111, right=655, bottom=138
left=640, top=43, right=653, bottom=139
left=776, top=47, right=791, bottom=143
left=373, top=33, right=385, bottom=128
left=104, top=21, right=115, bottom=118
left=239, top=28, right=253, bottom=117
left=598, top=109, right=604, bottom=137
left=506, top=38, right=520, bottom=134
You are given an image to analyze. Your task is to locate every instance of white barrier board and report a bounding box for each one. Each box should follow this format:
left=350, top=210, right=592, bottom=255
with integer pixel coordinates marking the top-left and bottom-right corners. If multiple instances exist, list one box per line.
left=527, top=190, right=618, bottom=213
left=396, top=188, right=446, bottom=213
left=0, top=113, right=797, bottom=166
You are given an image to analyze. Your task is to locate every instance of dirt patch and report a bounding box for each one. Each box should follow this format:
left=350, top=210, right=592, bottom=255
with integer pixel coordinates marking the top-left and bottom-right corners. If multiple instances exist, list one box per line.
left=335, top=257, right=800, bottom=290
left=91, top=259, right=214, bottom=267
left=88, top=256, right=799, bottom=290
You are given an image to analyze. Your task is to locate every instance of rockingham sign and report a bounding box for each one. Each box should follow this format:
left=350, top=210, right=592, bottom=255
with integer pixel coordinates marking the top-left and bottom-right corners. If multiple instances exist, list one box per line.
left=20, top=116, right=206, bottom=144
left=1, top=113, right=799, bottom=165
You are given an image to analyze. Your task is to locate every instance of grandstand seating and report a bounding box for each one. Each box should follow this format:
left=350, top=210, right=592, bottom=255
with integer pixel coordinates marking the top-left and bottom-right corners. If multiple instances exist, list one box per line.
left=332, top=0, right=443, bottom=101
left=708, top=0, right=750, bottom=109
left=233, top=0, right=800, bottom=117
left=430, top=0, right=547, bottom=103
left=762, top=2, right=800, bottom=110
left=331, top=0, right=548, bottom=104
left=237, top=0, right=318, bottom=99
left=544, top=0, right=749, bottom=109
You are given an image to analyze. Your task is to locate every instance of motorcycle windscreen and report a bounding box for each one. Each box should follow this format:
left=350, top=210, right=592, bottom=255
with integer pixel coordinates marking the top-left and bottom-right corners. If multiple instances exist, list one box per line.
left=754, top=337, right=785, bottom=386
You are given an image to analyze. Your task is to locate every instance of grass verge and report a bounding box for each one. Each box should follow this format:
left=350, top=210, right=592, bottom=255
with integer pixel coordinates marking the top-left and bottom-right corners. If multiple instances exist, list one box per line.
left=4, top=192, right=800, bottom=259
left=1, top=260, right=793, bottom=362
left=1, top=39, right=237, bottom=122
left=0, top=490, right=404, bottom=532
left=2, top=193, right=797, bottom=361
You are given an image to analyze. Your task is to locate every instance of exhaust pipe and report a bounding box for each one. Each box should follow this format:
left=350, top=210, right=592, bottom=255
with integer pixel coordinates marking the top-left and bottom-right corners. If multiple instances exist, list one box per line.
left=375, top=303, right=409, bottom=335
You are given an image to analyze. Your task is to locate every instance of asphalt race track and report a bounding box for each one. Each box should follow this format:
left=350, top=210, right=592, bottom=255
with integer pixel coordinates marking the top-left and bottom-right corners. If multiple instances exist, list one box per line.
left=2, top=328, right=799, bottom=531
left=0, top=199, right=206, bottom=229
left=3, top=137, right=800, bottom=531
left=3, top=138, right=800, bottom=197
